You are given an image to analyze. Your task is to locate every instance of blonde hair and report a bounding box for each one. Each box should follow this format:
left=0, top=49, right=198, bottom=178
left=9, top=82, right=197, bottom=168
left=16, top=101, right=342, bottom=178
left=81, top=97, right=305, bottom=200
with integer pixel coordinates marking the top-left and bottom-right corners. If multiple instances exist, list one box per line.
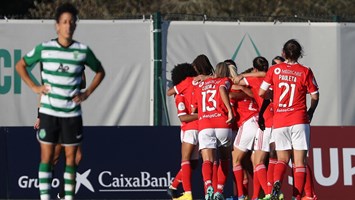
left=214, top=62, right=230, bottom=78
left=228, top=64, right=238, bottom=78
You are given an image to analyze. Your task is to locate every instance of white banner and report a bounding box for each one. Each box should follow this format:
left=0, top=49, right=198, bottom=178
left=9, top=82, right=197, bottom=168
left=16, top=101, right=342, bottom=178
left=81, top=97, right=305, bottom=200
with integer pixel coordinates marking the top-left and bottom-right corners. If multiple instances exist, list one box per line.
left=0, top=20, right=152, bottom=126
left=1, top=20, right=354, bottom=126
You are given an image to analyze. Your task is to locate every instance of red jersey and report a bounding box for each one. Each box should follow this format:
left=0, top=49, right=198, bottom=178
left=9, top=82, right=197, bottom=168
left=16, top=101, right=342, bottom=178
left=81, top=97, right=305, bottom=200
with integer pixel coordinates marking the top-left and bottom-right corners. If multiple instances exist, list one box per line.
left=244, top=77, right=274, bottom=127
left=175, top=94, right=198, bottom=131
left=174, top=77, right=198, bottom=112
left=235, top=93, right=258, bottom=127
left=194, top=77, right=233, bottom=130
left=261, top=62, right=319, bottom=128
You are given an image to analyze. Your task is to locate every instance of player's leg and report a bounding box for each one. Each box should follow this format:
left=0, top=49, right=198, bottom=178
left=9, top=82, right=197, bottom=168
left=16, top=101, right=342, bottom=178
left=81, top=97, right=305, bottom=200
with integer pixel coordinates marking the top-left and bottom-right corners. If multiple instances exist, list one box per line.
left=52, top=144, right=63, bottom=166
left=267, top=142, right=277, bottom=195
left=271, top=127, right=293, bottom=200
left=52, top=144, right=65, bottom=200
left=199, top=128, right=216, bottom=200
left=37, top=113, right=59, bottom=200
left=39, top=143, right=56, bottom=200
left=291, top=124, right=310, bottom=200
left=179, top=129, right=198, bottom=199
left=167, top=130, right=185, bottom=199
left=61, top=116, right=83, bottom=200
left=63, top=145, right=78, bottom=200
left=292, top=150, right=307, bottom=199
left=253, top=127, right=271, bottom=199
left=214, top=128, right=232, bottom=198
left=232, top=118, right=257, bottom=199
left=302, top=163, right=317, bottom=200
left=75, top=145, right=82, bottom=166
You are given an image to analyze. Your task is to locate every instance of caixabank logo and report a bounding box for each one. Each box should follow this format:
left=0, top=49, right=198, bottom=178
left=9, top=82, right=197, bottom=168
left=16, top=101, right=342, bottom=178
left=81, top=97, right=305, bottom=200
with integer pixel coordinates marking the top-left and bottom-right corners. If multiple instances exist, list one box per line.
left=17, top=168, right=174, bottom=198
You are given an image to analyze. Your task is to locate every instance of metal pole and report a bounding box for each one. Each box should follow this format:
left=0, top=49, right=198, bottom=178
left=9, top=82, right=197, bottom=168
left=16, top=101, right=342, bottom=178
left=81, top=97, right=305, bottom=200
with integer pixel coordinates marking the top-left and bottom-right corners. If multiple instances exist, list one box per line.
left=153, top=12, right=162, bottom=125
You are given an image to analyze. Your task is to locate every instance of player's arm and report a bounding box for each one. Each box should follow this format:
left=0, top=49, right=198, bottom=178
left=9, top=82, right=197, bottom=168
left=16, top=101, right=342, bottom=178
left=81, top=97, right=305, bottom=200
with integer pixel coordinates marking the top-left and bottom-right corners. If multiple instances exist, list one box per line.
left=179, top=113, right=198, bottom=123
left=259, top=80, right=271, bottom=98
left=73, top=65, right=105, bottom=103
left=85, top=65, right=105, bottom=97
left=232, top=77, right=255, bottom=98
left=15, top=58, right=48, bottom=94
left=232, top=72, right=266, bottom=84
left=220, top=86, right=235, bottom=124
left=34, top=94, right=41, bottom=130
left=257, top=99, right=271, bottom=131
left=167, top=87, right=176, bottom=96
left=237, top=85, right=254, bottom=98
left=242, top=71, right=266, bottom=77
left=229, top=85, right=253, bottom=100
left=307, top=92, right=319, bottom=122
left=80, top=72, right=86, bottom=89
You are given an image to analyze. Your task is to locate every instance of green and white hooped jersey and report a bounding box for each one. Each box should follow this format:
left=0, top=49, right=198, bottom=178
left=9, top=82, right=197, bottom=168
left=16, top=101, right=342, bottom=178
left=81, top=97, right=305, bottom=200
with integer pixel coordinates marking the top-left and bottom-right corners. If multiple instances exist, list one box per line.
left=24, top=39, right=102, bottom=118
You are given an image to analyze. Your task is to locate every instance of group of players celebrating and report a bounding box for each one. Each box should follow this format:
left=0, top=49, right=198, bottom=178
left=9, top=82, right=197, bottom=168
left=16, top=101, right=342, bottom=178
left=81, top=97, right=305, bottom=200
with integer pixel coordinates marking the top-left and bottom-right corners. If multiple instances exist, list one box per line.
left=167, top=39, right=319, bottom=200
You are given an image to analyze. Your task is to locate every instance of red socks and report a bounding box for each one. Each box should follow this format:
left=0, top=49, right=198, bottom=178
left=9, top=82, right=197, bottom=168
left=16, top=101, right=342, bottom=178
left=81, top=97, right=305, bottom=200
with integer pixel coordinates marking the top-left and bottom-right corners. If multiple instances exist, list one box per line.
left=216, top=159, right=229, bottom=193
left=213, top=161, right=218, bottom=191
left=171, top=169, right=182, bottom=189
left=202, top=161, right=213, bottom=191
left=267, top=158, right=277, bottom=194
left=304, top=164, right=315, bottom=197
left=233, top=164, right=244, bottom=196
left=293, top=166, right=306, bottom=199
left=181, top=161, right=192, bottom=192
left=255, top=164, right=268, bottom=194
left=273, top=161, right=288, bottom=183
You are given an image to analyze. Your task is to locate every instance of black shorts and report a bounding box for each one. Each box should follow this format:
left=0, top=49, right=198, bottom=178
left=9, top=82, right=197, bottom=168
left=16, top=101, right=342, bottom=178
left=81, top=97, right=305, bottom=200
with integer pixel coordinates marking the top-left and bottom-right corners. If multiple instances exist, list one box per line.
left=37, top=113, right=83, bottom=146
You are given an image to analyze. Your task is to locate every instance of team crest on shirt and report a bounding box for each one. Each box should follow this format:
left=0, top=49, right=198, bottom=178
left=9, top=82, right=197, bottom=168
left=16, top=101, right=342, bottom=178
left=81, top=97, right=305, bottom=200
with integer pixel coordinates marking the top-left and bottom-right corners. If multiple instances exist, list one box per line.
left=38, top=129, right=46, bottom=139
left=73, top=51, right=79, bottom=59
left=178, top=102, right=185, bottom=111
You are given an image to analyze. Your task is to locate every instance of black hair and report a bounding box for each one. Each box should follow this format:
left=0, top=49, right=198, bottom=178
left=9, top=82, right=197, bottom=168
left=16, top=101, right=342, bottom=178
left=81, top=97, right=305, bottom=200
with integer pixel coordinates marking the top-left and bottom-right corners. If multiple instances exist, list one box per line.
left=224, top=59, right=236, bottom=67
left=55, top=2, right=78, bottom=23
left=253, top=56, right=269, bottom=72
left=283, top=39, right=303, bottom=62
left=271, top=56, right=285, bottom=65
left=192, top=54, right=214, bottom=75
left=171, top=63, right=197, bottom=86
left=242, top=67, right=254, bottom=74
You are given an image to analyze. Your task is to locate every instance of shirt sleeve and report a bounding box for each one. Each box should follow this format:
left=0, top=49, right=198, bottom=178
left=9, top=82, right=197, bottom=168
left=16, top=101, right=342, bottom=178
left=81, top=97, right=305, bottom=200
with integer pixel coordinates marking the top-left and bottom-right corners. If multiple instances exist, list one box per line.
left=305, top=68, right=319, bottom=94
left=23, top=44, right=42, bottom=66
left=175, top=95, right=187, bottom=117
left=175, top=78, right=189, bottom=94
left=260, top=68, right=273, bottom=91
left=85, top=47, right=102, bottom=72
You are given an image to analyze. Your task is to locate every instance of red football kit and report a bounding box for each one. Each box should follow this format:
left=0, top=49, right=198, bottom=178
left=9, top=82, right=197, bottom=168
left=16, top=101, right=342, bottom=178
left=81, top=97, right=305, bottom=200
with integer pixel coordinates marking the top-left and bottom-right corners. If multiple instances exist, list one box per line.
left=194, top=77, right=233, bottom=130
left=244, top=77, right=274, bottom=127
left=261, top=62, right=319, bottom=128
left=175, top=94, right=198, bottom=131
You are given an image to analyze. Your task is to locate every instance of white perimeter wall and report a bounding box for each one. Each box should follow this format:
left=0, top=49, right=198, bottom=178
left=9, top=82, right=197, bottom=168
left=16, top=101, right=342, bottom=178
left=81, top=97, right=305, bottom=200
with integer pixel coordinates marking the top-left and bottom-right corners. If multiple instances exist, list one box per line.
left=0, top=20, right=354, bottom=126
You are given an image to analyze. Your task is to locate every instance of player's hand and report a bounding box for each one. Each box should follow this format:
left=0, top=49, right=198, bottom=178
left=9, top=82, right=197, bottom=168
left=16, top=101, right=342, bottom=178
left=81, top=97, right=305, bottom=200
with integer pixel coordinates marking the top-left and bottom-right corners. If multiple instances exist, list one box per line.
left=258, top=114, right=265, bottom=131
left=72, top=91, right=89, bottom=104
left=226, top=111, right=235, bottom=125
left=34, top=118, right=40, bottom=130
left=32, top=85, right=50, bottom=94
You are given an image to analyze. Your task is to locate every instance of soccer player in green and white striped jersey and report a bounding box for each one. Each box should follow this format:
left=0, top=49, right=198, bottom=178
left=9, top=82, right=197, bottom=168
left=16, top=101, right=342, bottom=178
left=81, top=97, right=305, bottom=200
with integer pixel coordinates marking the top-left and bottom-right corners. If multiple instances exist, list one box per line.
left=16, top=3, right=105, bottom=200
